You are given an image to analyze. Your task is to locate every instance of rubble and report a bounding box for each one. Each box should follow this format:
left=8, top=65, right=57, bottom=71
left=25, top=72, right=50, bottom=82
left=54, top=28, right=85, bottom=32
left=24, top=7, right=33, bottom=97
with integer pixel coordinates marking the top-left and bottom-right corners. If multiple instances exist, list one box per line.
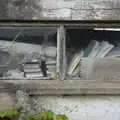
left=0, top=38, right=117, bottom=79
left=67, top=40, right=115, bottom=77
left=0, top=41, right=57, bottom=78
left=0, top=40, right=57, bottom=58
left=4, top=69, right=24, bottom=78
left=0, top=27, right=120, bottom=79
left=0, top=37, right=118, bottom=79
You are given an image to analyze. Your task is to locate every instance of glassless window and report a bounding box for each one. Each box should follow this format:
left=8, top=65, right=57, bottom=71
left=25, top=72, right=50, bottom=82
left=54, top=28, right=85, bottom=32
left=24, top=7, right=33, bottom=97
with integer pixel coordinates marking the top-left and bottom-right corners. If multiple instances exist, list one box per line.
left=0, top=27, right=57, bottom=79
left=65, top=28, right=120, bottom=79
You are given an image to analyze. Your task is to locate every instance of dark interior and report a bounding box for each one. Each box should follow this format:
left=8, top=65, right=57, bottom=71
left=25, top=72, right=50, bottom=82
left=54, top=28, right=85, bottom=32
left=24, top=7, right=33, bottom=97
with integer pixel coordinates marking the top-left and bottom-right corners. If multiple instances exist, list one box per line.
left=66, top=28, right=120, bottom=77
left=66, top=28, right=120, bottom=53
left=0, top=27, right=57, bottom=77
left=1, top=28, right=119, bottom=49
left=0, top=27, right=120, bottom=77
left=0, top=27, right=57, bottom=45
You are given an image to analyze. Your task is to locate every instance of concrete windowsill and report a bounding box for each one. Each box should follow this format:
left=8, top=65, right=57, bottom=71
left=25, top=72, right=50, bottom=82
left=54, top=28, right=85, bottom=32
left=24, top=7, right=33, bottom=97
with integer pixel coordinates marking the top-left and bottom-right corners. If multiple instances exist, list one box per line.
left=0, top=79, right=120, bottom=95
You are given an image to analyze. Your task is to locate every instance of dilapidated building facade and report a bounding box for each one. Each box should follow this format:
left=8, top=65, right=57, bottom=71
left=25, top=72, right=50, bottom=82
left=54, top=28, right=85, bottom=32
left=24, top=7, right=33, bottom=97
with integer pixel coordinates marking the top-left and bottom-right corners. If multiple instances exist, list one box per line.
left=0, top=0, right=120, bottom=120
left=1, top=0, right=120, bottom=20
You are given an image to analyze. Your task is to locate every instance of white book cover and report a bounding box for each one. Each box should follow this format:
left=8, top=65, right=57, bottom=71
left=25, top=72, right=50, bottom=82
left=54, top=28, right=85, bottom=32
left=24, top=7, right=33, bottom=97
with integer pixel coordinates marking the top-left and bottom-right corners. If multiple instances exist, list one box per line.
left=24, top=68, right=41, bottom=73
left=99, top=45, right=114, bottom=57
left=84, top=40, right=99, bottom=57
left=88, top=40, right=100, bottom=57
left=25, top=72, right=43, bottom=78
left=24, top=64, right=40, bottom=69
left=95, top=41, right=114, bottom=57
left=105, top=47, right=120, bottom=58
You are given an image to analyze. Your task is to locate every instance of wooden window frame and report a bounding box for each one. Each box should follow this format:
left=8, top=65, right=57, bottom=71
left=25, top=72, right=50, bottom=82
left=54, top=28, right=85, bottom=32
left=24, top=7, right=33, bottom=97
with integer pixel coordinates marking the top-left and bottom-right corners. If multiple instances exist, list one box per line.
left=1, top=20, right=120, bottom=95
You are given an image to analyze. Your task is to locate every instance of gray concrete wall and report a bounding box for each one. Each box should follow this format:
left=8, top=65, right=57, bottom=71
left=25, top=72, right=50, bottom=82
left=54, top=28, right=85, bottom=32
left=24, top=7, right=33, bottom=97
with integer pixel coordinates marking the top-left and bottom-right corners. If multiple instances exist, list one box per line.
left=1, top=92, right=120, bottom=120
left=1, top=0, right=120, bottom=20
left=0, top=1, right=120, bottom=120
left=34, top=95, right=120, bottom=120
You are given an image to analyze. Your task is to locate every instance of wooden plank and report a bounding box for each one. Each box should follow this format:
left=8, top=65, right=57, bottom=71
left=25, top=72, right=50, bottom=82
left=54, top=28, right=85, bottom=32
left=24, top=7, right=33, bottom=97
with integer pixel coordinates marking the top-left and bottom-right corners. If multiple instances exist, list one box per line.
left=0, top=80, right=120, bottom=94
left=57, top=25, right=66, bottom=80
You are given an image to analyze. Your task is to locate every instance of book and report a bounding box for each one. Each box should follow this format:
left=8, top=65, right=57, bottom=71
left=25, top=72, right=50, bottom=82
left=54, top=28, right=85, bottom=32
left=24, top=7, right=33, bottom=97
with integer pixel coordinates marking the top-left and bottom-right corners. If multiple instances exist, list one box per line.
left=83, top=40, right=100, bottom=57
left=24, top=68, right=41, bottom=73
left=105, top=47, right=120, bottom=58
left=67, top=50, right=83, bottom=75
left=24, top=72, right=43, bottom=78
left=95, top=41, right=114, bottom=57
left=24, top=62, right=40, bottom=69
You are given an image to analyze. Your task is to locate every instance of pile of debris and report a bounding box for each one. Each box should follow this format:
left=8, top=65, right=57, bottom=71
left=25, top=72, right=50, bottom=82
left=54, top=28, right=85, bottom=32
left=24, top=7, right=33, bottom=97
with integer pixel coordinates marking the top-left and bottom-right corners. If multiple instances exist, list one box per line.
left=67, top=40, right=118, bottom=77
left=0, top=38, right=120, bottom=79
left=0, top=40, right=57, bottom=79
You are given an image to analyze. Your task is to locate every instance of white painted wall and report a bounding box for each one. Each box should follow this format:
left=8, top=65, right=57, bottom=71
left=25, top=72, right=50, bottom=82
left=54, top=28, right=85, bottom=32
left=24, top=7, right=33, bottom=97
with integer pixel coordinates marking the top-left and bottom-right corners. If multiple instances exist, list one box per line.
left=1, top=92, right=120, bottom=120
left=34, top=95, right=120, bottom=120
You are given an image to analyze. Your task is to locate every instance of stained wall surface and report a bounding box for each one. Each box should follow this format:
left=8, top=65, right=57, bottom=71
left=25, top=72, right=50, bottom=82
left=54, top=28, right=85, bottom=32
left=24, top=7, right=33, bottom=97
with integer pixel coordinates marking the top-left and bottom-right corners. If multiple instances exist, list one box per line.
left=34, top=95, right=120, bottom=120
left=1, top=0, right=120, bottom=20
left=1, top=92, right=120, bottom=120
left=0, top=0, right=120, bottom=120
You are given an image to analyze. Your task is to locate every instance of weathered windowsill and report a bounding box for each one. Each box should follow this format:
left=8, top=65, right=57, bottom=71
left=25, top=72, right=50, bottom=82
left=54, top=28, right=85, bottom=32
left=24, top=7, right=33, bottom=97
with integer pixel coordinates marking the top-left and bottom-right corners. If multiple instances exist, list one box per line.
left=0, top=79, right=120, bottom=95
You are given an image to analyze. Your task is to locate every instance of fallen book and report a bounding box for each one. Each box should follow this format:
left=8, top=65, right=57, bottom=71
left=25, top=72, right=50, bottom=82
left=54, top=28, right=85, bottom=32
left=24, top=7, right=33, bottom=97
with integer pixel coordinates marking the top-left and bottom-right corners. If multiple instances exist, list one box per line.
left=105, top=47, right=120, bottom=58
left=83, top=40, right=100, bottom=57
left=24, top=68, right=42, bottom=73
left=95, top=41, right=114, bottom=57
left=46, top=61, right=56, bottom=65
left=47, top=65, right=56, bottom=69
left=67, top=50, right=83, bottom=76
left=24, top=62, right=40, bottom=69
left=0, top=40, right=57, bottom=58
left=24, top=72, right=43, bottom=78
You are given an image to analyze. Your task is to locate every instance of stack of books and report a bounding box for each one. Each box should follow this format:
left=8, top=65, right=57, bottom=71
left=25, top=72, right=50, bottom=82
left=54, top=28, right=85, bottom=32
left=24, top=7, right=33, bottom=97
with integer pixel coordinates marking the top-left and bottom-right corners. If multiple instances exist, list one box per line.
left=83, top=40, right=114, bottom=57
left=24, top=62, right=43, bottom=78
left=67, top=40, right=114, bottom=77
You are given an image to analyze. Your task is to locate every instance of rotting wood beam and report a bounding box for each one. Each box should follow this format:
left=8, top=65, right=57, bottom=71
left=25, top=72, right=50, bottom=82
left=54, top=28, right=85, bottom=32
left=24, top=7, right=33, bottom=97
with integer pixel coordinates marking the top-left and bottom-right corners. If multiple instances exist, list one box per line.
left=0, top=80, right=120, bottom=94
left=57, top=25, right=66, bottom=80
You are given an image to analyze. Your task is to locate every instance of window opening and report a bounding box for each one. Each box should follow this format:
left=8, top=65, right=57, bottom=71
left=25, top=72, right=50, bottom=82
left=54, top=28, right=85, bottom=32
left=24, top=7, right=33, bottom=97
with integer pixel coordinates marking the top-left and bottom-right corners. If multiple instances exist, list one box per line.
left=65, top=28, right=120, bottom=79
left=0, top=27, right=57, bottom=79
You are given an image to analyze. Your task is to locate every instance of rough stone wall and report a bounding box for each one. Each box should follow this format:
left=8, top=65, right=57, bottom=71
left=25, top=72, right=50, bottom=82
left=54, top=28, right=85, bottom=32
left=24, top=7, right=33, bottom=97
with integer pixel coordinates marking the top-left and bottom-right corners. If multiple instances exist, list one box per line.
left=0, top=0, right=120, bottom=20
left=0, top=92, right=15, bottom=110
